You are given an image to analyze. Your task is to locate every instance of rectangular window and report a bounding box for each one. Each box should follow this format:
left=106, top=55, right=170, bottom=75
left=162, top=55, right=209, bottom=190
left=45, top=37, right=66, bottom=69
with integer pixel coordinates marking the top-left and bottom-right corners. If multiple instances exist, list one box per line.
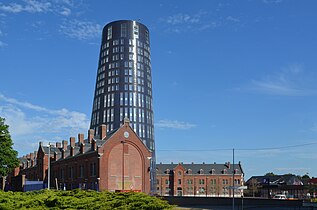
left=121, top=23, right=127, bottom=37
left=79, top=165, right=84, bottom=178
left=107, top=26, right=112, bottom=40
left=178, top=179, right=181, bottom=185
left=133, top=24, right=139, bottom=38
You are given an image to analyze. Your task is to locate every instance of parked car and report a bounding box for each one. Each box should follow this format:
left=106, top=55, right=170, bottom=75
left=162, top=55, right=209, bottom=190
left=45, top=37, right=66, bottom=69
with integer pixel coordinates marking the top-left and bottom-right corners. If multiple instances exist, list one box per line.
left=273, top=194, right=287, bottom=200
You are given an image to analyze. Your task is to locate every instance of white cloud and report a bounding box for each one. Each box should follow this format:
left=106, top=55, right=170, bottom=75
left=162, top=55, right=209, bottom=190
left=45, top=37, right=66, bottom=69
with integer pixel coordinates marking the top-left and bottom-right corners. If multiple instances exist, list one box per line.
left=0, top=94, right=89, bottom=142
left=59, top=7, right=71, bottom=16
left=161, top=10, right=241, bottom=33
left=0, top=0, right=75, bottom=18
left=0, top=0, right=51, bottom=13
left=226, top=16, right=240, bottom=23
left=0, top=3, right=24, bottom=13
left=263, top=0, right=283, bottom=4
left=0, top=40, right=7, bottom=47
left=161, top=11, right=213, bottom=33
left=274, top=167, right=310, bottom=174
left=59, top=20, right=102, bottom=40
left=166, top=13, right=200, bottom=25
left=246, top=64, right=317, bottom=96
left=156, top=119, right=196, bottom=130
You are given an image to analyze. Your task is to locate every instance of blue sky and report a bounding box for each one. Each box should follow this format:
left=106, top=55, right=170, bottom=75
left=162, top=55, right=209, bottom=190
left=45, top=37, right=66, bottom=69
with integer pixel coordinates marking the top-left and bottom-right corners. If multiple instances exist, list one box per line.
left=1, top=0, right=317, bottom=179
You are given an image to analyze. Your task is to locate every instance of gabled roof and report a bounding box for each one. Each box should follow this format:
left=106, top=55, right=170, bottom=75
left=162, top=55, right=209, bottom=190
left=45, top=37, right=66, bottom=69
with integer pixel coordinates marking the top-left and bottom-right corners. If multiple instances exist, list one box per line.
left=246, top=175, right=303, bottom=186
left=156, top=162, right=243, bottom=175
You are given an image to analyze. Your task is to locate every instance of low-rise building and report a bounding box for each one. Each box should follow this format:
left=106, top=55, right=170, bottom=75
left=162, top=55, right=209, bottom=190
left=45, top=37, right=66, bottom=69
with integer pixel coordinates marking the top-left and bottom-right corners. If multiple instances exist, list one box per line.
left=8, top=119, right=153, bottom=193
left=156, top=162, right=244, bottom=197
left=245, top=174, right=306, bottom=198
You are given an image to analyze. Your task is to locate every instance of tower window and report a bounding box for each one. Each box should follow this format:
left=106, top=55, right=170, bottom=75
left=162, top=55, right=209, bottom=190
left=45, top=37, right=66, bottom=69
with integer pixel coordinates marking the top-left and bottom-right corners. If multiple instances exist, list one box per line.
left=107, top=26, right=112, bottom=40
left=133, top=25, right=139, bottom=38
left=121, top=24, right=127, bottom=37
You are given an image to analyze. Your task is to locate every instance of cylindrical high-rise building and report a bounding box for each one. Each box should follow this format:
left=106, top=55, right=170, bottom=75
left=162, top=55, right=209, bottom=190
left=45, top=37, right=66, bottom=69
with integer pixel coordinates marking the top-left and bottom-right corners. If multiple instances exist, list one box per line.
left=90, top=20, right=154, bottom=151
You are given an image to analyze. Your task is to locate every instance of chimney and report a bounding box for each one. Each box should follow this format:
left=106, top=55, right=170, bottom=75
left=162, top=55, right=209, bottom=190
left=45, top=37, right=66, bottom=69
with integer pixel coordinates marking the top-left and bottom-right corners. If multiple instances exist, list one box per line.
left=70, top=137, right=75, bottom=147
left=78, top=133, right=84, bottom=144
left=91, top=139, right=97, bottom=151
left=70, top=146, right=74, bottom=156
left=30, top=152, right=34, bottom=160
left=62, top=140, right=68, bottom=150
left=99, top=124, right=107, bottom=140
left=88, top=129, right=94, bottom=143
left=80, top=143, right=85, bottom=154
left=56, top=142, right=61, bottom=148
left=61, top=150, right=65, bottom=159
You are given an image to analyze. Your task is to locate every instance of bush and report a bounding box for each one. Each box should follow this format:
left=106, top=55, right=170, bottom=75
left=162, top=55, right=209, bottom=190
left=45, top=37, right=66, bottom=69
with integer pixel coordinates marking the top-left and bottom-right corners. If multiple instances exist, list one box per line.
left=0, top=190, right=173, bottom=209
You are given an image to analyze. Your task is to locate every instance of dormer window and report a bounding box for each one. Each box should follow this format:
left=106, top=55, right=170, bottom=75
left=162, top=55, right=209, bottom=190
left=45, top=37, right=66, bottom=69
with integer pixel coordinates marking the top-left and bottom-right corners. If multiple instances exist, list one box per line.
left=188, top=169, right=192, bottom=174
left=223, top=169, right=227, bottom=174
left=199, top=169, right=204, bottom=174
left=166, top=169, right=170, bottom=174
left=210, top=169, right=215, bottom=174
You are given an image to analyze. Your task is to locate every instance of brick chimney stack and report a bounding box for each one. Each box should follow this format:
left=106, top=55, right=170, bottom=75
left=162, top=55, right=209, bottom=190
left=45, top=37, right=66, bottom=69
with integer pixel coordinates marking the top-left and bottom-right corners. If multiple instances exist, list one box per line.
left=70, top=146, right=74, bottom=156
left=62, top=140, right=68, bottom=150
left=70, top=137, right=75, bottom=147
left=30, top=152, right=34, bottom=160
left=78, top=133, right=84, bottom=144
left=88, top=129, right=94, bottom=143
left=99, top=124, right=107, bottom=140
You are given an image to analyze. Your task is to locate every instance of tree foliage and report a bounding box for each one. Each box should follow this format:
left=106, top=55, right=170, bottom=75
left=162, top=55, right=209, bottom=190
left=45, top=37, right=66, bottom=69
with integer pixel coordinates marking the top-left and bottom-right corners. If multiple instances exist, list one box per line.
left=0, top=117, right=19, bottom=177
left=264, top=172, right=276, bottom=176
left=0, top=190, right=174, bottom=209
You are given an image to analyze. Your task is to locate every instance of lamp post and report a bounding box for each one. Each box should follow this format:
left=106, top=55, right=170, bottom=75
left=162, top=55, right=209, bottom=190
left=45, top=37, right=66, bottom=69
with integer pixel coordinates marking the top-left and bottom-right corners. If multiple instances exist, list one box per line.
left=232, top=148, right=235, bottom=210
left=47, top=142, right=53, bottom=190
left=147, top=156, right=152, bottom=194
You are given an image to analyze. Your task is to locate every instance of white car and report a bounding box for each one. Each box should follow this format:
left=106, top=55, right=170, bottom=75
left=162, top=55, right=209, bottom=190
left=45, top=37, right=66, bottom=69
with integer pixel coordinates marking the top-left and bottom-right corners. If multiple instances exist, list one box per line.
left=273, top=194, right=287, bottom=200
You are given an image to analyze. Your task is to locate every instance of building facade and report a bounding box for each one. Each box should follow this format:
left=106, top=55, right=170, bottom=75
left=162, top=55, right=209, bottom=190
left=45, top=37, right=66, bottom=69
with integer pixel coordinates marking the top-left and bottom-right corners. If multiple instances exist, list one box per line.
left=10, top=119, right=152, bottom=193
left=90, top=20, right=155, bottom=153
left=245, top=175, right=308, bottom=199
left=156, top=162, right=244, bottom=197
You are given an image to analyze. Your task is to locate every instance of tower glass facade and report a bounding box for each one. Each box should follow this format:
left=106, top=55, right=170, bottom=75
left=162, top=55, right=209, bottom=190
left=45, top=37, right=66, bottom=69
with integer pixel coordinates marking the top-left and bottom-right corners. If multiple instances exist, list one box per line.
left=90, top=20, right=155, bottom=152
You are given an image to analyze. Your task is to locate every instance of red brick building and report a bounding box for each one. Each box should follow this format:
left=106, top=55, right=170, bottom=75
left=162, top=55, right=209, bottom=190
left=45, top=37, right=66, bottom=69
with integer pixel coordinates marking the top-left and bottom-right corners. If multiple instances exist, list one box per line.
left=156, top=162, right=244, bottom=197
left=12, top=119, right=152, bottom=193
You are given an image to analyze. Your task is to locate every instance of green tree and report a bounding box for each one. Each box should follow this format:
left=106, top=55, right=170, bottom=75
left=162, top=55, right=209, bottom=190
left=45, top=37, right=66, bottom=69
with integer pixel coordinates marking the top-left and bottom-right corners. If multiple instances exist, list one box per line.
left=302, top=174, right=310, bottom=179
left=264, top=172, right=276, bottom=176
left=0, top=117, right=19, bottom=177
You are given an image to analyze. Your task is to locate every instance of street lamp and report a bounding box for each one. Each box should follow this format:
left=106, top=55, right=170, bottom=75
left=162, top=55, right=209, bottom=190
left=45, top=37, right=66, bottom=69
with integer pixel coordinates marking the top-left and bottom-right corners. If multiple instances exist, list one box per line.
left=47, top=142, right=54, bottom=190
left=147, top=156, right=153, bottom=195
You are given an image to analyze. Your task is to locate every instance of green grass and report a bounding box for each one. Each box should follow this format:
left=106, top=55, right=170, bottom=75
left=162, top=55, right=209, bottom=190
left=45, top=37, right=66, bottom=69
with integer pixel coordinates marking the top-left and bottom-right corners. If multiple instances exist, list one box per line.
left=0, top=190, right=173, bottom=210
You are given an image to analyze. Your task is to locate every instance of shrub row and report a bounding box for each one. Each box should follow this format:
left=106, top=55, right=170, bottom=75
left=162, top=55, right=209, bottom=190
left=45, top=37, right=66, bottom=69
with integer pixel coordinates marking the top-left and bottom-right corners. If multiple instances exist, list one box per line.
left=0, top=190, right=173, bottom=209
